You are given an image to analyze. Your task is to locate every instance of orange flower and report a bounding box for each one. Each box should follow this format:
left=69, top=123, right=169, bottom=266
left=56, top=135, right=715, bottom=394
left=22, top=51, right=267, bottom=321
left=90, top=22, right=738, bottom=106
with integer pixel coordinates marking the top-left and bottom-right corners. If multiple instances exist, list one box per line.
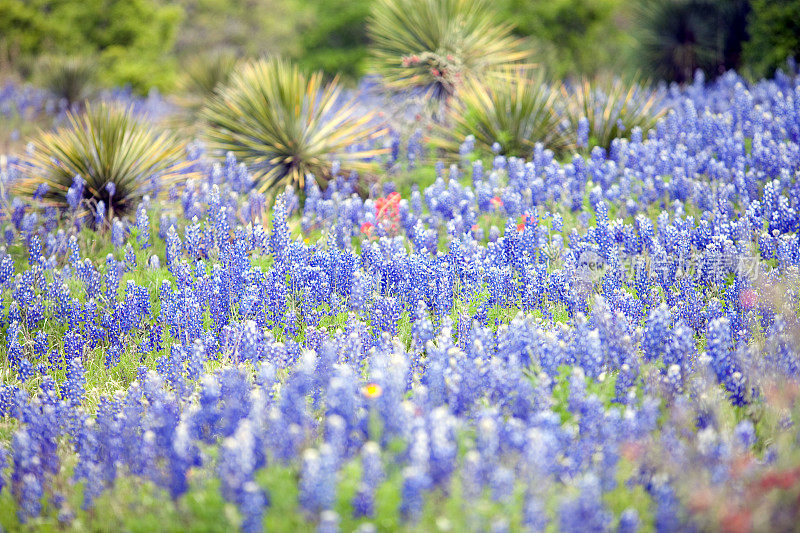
left=360, top=222, right=374, bottom=235
left=490, top=196, right=503, bottom=208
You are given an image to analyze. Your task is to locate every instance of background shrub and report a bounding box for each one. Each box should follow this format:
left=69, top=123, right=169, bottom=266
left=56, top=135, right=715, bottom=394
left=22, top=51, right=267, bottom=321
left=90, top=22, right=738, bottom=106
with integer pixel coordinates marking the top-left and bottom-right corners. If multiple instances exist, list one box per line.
left=34, top=55, right=96, bottom=110
left=178, top=50, right=239, bottom=104
left=0, top=0, right=182, bottom=92
left=633, top=0, right=750, bottom=83
left=497, top=0, right=634, bottom=79
left=743, top=0, right=800, bottom=78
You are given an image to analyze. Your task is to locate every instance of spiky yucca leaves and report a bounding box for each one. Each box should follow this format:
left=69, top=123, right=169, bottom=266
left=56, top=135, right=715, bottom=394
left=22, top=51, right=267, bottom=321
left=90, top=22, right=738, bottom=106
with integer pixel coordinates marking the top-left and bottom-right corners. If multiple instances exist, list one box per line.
left=368, top=0, right=530, bottom=97
left=36, top=56, right=96, bottom=109
left=202, top=57, right=386, bottom=193
left=17, top=103, right=188, bottom=216
left=179, top=50, right=239, bottom=101
left=432, top=69, right=570, bottom=158
left=563, top=76, right=664, bottom=151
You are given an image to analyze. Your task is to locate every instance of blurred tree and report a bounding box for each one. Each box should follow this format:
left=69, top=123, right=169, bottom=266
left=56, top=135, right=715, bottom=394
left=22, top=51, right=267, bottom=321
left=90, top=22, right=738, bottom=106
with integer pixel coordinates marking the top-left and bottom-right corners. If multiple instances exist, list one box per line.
left=634, top=0, right=749, bottom=83
left=743, top=0, right=800, bottom=78
left=169, top=0, right=306, bottom=60
left=294, top=0, right=372, bottom=80
left=497, top=0, right=634, bottom=78
left=0, top=0, right=182, bottom=91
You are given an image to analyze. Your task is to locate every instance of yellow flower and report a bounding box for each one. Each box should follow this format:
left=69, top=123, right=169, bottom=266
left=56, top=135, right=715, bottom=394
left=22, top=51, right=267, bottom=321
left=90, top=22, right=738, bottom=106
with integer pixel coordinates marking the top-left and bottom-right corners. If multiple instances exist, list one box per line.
left=362, top=383, right=383, bottom=399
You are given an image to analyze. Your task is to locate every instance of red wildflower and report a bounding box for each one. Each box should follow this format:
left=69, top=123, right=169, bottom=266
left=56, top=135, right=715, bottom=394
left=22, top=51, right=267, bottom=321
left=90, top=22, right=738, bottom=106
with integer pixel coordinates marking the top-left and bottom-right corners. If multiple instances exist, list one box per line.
left=720, top=509, right=752, bottom=533
left=360, top=222, right=374, bottom=235
left=490, top=196, right=503, bottom=208
left=375, top=192, right=402, bottom=232
left=757, top=468, right=800, bottom=491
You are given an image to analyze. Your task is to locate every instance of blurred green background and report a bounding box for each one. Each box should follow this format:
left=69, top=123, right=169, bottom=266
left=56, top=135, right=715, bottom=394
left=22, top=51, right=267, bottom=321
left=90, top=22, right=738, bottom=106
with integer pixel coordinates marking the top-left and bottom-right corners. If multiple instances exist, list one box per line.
left=1, top=0, right=799, bottom=92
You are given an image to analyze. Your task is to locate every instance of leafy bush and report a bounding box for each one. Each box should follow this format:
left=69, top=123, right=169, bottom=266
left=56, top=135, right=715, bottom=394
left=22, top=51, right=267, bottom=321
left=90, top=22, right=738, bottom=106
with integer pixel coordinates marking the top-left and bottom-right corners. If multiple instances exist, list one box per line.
left=201, top=57, right=386, bottom=194
left=295, top=0, right=372, bottom=80
left=634, top=0, right=750, bottom=83
left=0, top=0, right=182, bottom=92
left=432, top=68, right=570, bottom=158
left=170, top=0, right=305, bottom=63
left=17, top=102, right=187, bottom=216
left=497, top=0, right=633, bottom=79
left=562, top=76, right=665, bottom=151
left=743, top=0, right=800, bottom=78
left=367, top=0, right=529, bottom=97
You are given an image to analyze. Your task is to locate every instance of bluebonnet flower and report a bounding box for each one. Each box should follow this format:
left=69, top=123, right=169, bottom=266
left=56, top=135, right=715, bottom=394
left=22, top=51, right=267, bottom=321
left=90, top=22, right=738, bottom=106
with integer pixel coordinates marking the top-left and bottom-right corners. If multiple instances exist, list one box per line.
left=577, top=117, right=590, bottom=149
left=399, top=465, right=431, bottom=523
left=94, top=200, right=105, bottom=226
left=618, top=508, right=640, bottom=533
left=299, top=446, right=338, bottom=515
left=135, top=203, right=150, bottom=248
left=111, top=218, right=125, bottom=247
left=66, top=175, right=84, bottom=210
left=558, top=475, right=612, bottom=533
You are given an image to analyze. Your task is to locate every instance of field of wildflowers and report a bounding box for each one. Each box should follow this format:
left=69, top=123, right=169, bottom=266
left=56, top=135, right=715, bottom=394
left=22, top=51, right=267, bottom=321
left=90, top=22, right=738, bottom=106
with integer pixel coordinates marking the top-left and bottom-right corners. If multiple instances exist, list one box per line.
left=1, top=63, right=800, bottom=532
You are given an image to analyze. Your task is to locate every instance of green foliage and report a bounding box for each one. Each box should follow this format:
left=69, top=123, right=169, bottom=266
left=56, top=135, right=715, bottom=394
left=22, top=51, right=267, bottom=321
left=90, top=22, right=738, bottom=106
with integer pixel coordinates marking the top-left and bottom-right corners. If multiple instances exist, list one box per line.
left=294, top=0, right=372, bottom=80
left=633, top=0, right=750, bottom=83
left=18, top=103, right=188, bottom=216
left=563, top=76, right=665, bottom=151
left=0, top=0, right=182, bottom=92
left=367, top=0, right=530, bottom=97
left=201, top=57, right=387, bottom=194
left=169, top=0, right=306, bottom=61
left=432, top=68, right=570, bottom=158
left=497, top=0, right=634, bottom=79
left=743, top=0, right=800, bottom=78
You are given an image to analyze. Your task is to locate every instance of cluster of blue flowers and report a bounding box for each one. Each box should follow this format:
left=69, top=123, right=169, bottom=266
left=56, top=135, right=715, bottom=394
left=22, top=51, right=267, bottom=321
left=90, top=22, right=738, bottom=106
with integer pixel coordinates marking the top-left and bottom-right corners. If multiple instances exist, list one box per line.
left=1, top=68, right=800, bottom=531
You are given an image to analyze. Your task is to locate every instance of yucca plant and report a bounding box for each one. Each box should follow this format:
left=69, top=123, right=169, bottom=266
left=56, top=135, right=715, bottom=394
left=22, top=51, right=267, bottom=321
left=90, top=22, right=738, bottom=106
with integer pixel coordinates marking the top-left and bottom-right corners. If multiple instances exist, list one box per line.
left=17, top=103, right=188, bottom=217
left=179, top=50, right=239, bottom=102
left=432, top=68, right=570, bottom=158
left=368, top=0, right=530, bottom=98
left=36, top=55, right=96, bottom=109
left=562, top=76, right=665, bottom=151
left=201, top=57, right=386, bottom=193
